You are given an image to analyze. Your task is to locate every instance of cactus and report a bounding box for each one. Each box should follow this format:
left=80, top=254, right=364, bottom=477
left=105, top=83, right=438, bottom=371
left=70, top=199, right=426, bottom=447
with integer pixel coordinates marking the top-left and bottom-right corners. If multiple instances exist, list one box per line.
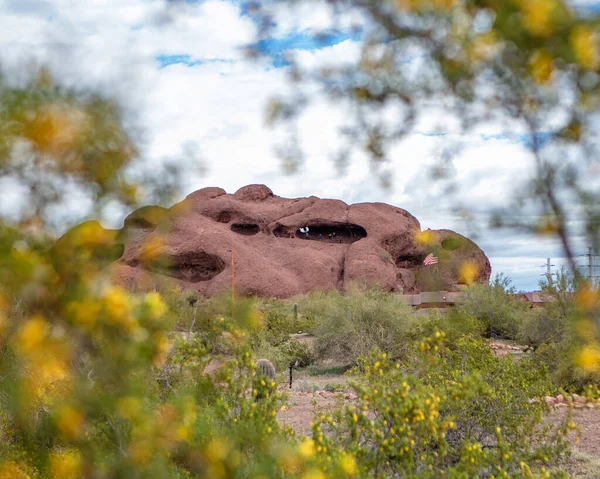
left=256, top=359, right=276, bottom=380
left=255, top=359, right=276, bottom=401
left=293, top=303, right=298, bottom=322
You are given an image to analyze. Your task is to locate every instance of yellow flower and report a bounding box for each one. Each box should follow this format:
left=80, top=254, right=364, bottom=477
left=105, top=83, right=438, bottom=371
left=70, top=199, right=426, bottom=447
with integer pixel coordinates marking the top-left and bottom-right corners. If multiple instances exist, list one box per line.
left=23, top=103, right=89, bottom=157
left=458, top=261, right=479, bottom=285
left=519, top=0, right=558, bottom=37
left=571, top=26, right=600, bottom=70
left=0, top=460, right=28, bottom=479
left=576, top=344, right=600, bottom=373
left=102, top=286, right=134, bottom=330
left=15, top=316, right=47, bottom=353
left=339, top=452, right=357, bottom=475
left=77, top=221, right=114, bottom=247
left=414, top=229, right=435, bottom=246
left=152, top=332, right=171, bottom=368
left=144, top=292, right=167, bottom=320
left=50, top=450, right=82, bottom=479
left=298, top=438, right=316, bottom=459
left=56, top=406, right=84, bottom=440
left=67, top=299, right=101, bottom=328
left=529, top=50, right=554, bottom=84
left=204, top=439, right=230, bottom=463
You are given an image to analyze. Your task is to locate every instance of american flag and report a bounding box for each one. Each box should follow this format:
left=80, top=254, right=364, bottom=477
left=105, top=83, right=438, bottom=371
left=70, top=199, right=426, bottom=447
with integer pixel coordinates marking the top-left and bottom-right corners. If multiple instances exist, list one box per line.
left=423, top=253, right=438, bottom=266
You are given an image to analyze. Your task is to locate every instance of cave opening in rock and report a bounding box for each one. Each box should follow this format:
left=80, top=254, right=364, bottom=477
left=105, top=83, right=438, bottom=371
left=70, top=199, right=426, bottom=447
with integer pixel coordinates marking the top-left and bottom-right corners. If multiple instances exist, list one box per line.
left=396, top=254, right=426, bottom=268
left=294, top=224, right=367, bottom=244
left=147, top=251, right=225, bottom=282
left=216, top=211, right=232, bottom=223
left=273, top=224, right=294, bottom=238
left=231, top=223, right=260, bottom=235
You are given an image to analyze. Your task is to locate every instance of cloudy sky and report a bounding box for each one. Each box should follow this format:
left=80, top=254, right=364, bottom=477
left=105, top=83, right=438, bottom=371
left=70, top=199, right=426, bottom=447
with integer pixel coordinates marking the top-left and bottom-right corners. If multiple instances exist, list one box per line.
left=1, top=0, right=597, bottom=291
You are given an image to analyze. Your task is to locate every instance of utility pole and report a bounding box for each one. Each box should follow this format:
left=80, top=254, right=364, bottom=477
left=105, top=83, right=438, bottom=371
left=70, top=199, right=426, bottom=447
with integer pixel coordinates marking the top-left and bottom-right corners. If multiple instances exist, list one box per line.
left=588, top=247, right=593, bottom=282
left=541, top=258, right=555, bottom=286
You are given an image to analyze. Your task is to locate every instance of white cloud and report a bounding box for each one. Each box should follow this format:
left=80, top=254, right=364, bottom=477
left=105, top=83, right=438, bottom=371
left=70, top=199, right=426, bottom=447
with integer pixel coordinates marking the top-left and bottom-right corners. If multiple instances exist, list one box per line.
left=0, top=0, right=585, bottom=291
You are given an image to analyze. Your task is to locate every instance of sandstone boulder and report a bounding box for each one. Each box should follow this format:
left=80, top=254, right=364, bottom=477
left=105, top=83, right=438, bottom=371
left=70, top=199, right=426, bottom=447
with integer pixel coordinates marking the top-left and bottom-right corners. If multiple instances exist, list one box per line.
left=66, top=185, right=491, bottom=297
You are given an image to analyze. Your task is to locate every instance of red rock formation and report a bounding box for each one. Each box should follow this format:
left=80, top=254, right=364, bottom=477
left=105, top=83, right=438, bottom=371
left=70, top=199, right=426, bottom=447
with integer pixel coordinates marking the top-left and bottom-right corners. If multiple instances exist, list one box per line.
left=103, top=184, right=491, bottom=297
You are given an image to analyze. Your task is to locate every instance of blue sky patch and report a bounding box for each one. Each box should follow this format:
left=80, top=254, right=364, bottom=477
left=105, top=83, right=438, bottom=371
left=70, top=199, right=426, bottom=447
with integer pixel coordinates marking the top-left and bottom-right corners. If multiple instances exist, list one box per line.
left=156, top=54, right=235, bottom=68
left=250, top=29, right=362, bottom=67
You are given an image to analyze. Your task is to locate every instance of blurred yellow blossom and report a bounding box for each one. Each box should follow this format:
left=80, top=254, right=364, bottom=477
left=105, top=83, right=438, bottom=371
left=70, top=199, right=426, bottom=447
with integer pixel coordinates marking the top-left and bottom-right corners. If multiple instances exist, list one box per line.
left=205, top=438, right=230, bottom=462
left=414, top=229, right=435, bottom=246
left=577, top=344, right=600, bottom=373
left=575, top=285, right=597, bottom=311
left=140, top=236, right=164, bottom=265
left=571, top=26, right=600, bottom=70
left=102, top=286, right=134, bottom=330
left=55, top=406, right=84, bottom=440
left=23, top=103, right=89, bottom=158
left=50, top=450, right=82, bottom=479
left=519, top=0, right=558, bottom=37
left=298, top=438, right=316, bottom=459
left=152, top=332, right=171, bottom=367
left=14, top=316, right=47, bottom=353
left=529, top=50, right=554, bottom=83
left=144, top=292, right=167, bottom=320
left=340, top=452, right=358, bottom=475
left=0, top=460, right=28, bottom=479
left=458, top=261, right=479, bottom=285
left=67, top=299, right=101, bottom=328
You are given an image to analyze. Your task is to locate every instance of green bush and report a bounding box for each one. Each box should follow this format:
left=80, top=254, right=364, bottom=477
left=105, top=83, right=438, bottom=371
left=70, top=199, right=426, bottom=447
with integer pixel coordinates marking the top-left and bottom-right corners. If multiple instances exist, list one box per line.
left=457, top=274, right=527, bottom=339
left=300, top=288, right=418, bottom=365
left=310, top=337, right=574, bottom=478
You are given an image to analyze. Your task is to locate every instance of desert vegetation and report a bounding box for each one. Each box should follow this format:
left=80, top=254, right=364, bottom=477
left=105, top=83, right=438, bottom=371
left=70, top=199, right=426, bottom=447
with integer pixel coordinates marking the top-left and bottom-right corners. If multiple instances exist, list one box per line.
left=2, top=0, right=600, bottom=476
left=2, top=270, right=599, bottom=477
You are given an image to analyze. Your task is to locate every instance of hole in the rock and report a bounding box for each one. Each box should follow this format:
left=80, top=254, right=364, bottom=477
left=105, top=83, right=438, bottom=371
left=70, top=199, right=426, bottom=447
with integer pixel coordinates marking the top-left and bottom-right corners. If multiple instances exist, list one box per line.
left=441, top=237, right=464, bottom=251
left=396, top=254, right=426, bottom=268
left=295, top=224, right=367, bottom=244
left=148, top=251, right=225, bottom=282
left=273, top=225, right=294, bottom=238
left=216, top=211, right=232, bottom=223
left=126, top=218, right=155, bottom=229
left=231, top=223, right=260, bottom=235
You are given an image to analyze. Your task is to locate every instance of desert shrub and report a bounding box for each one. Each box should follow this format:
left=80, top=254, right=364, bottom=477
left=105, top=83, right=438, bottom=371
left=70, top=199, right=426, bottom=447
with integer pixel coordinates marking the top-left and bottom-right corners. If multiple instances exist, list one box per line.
left=300, top=288, right=418, bottom=364
left=310, top=336, right=574, bottom=478
left=307, top=364, right=351, bottom=376
left=408, top=308, right=484, bottom=345
left=517, top=271, right=600, bottom=390
left=457, top=274, right=527, bottom=339
left=518, top=307, right=567, bottom=349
